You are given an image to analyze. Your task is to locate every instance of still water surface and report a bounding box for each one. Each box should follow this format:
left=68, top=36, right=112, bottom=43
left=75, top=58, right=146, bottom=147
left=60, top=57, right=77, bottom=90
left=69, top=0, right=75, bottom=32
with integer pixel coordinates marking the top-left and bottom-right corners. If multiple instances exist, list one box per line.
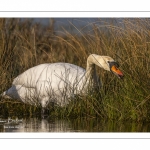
left=0, top=117, right=150, bottom=132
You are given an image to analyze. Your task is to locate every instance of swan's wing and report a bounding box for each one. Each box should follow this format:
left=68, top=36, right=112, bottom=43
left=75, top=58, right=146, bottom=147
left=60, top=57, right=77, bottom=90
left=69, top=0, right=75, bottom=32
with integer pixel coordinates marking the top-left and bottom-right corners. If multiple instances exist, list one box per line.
left=12, top=63, right=86, bottom=88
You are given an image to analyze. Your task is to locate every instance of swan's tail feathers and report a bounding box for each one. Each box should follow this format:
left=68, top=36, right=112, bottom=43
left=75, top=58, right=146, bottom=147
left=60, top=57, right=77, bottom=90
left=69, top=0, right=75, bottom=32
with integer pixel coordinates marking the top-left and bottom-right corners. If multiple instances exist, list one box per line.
left=1, top=91, right=13, bottom=99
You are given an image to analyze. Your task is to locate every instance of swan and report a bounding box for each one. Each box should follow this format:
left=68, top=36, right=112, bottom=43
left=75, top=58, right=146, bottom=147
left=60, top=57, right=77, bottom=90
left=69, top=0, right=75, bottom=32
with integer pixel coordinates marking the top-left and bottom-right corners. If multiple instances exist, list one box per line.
left=1, top=54, right=123, bottom=111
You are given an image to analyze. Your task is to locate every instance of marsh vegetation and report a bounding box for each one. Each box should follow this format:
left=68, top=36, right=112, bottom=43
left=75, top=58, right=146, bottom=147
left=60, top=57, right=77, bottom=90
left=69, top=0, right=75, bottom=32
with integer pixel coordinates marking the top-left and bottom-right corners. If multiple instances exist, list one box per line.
left=0, top=18, right=150, bottom=122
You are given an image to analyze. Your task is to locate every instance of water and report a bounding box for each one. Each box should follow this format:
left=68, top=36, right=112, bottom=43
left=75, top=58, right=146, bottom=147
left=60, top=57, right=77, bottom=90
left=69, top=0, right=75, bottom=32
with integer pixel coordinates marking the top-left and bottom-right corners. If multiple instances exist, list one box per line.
left=0, top=117, right=150, bottom=132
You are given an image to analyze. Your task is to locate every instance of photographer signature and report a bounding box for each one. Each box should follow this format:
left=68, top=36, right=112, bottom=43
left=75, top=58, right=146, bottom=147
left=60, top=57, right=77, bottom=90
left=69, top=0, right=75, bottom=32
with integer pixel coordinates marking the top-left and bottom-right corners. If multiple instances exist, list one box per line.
left=0, top=117, right=23, bottom=124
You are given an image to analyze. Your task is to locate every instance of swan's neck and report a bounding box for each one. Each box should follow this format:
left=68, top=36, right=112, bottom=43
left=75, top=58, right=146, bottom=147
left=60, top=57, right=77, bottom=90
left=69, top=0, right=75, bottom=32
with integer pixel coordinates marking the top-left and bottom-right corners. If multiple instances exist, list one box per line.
left=84, top=55, right=102, bottom=88
left=85, top=63, right=97, bottom=81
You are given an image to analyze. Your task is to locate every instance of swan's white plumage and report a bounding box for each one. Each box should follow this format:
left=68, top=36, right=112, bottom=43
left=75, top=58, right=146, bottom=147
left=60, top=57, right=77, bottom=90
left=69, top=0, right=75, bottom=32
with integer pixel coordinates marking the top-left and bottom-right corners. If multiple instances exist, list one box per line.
left=2, top=63, right=86, bottom=106
left=1, top=54, right=123, bottom=108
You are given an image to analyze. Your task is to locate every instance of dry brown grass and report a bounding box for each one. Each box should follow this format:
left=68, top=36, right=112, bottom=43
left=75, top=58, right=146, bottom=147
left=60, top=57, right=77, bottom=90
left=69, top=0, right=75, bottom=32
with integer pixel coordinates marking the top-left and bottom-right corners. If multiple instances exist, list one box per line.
left=0, top=18, right=150, bottom=121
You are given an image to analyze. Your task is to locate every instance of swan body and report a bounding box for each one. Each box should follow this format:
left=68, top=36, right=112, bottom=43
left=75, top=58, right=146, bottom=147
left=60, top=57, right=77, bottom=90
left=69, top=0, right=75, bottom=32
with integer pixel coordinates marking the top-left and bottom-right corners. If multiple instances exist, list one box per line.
left=1, top=54, right=123, bottom=108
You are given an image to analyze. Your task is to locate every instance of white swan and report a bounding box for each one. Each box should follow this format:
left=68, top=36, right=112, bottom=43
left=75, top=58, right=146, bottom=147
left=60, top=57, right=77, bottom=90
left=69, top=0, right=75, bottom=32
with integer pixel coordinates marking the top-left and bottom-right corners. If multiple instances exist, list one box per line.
left=1, top=54, right=123, bottom=109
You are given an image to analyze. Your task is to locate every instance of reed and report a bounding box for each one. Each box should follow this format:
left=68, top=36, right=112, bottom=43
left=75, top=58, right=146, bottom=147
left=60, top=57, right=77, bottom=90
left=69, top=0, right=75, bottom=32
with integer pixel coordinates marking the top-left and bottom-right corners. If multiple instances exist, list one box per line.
left=0, top=18, right=150, bottom=121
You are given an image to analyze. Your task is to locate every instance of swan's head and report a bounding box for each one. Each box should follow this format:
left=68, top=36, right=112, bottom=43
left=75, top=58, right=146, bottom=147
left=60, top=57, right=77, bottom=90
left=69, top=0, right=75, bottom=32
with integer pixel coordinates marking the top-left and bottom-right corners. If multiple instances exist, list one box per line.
left=89, top=55, right=124, bottom=79
left=100, top=56, right=124, bottom=79
left=108, top=60, right=124, bottom=79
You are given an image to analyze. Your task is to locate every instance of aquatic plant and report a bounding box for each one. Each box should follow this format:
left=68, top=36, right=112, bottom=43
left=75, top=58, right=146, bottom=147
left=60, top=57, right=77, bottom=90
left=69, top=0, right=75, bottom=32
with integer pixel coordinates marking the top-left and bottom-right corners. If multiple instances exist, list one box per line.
left=0, top=18, right=150, bottom=121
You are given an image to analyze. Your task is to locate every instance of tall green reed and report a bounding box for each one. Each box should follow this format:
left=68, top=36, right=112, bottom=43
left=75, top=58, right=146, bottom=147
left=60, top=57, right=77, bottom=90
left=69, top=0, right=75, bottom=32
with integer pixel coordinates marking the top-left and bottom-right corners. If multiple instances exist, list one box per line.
left=0, top=18, right=150, bottom=121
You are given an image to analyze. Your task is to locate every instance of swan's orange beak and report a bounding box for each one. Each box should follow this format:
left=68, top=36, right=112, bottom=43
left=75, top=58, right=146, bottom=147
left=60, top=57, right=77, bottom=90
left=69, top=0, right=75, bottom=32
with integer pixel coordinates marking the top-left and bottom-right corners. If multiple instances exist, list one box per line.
left=111, top=66, right=124, bottom=79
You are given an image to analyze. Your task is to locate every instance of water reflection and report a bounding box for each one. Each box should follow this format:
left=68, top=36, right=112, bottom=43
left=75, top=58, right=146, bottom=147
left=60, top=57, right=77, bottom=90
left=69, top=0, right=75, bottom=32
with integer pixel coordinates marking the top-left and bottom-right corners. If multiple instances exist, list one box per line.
left=0, top=117, right=150, bottom=132
left=0, top=118, right=72, bottom=132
